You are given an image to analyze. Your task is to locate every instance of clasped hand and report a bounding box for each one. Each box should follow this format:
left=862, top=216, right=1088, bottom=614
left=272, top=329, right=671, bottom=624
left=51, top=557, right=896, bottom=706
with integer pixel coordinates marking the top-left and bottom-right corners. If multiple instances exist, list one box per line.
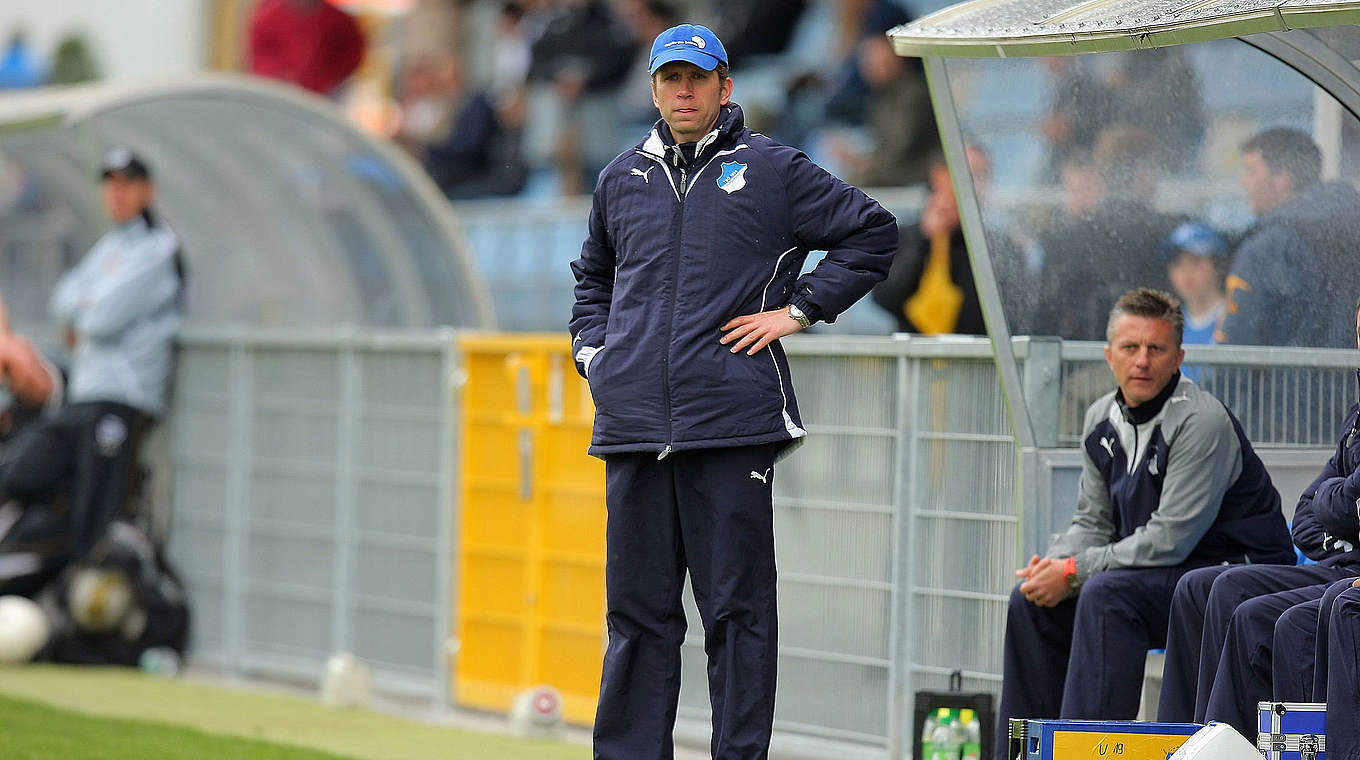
left=1016, top=554, right=1070, bottom=608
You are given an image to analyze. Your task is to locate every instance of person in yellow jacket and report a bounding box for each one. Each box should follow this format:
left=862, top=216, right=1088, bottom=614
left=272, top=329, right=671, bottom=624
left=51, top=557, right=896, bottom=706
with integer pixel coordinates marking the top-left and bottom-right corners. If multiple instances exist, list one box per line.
left=871, top=147, right=990, bottom=335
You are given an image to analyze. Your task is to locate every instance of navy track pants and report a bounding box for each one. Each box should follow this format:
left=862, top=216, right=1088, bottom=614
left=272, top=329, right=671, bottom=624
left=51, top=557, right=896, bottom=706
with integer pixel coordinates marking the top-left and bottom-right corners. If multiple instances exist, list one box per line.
left=1326, top=585, right=1360, bottom=759
left=1201, top=583, right=1328, bottom=736
left=1156, top=562, right=1352, bottom=726
left=994, top=564, right=1194, bottom=760
left=593, top=443, right=780, bottom=760
left=1284, top=577, right=1360, bottom=702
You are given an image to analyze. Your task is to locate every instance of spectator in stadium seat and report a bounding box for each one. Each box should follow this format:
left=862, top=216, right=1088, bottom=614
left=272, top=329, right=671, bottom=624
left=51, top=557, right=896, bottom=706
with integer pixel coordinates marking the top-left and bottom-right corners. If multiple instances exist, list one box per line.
left=1160, top=221, right=1228, bottom=384
left=569, top=22, right=896, bottom=759
left=838, top=32, right=938, bottom=188
left=523, top=0, right=635, bottom=194
left=0, top=148, right=185, bottom=565
left=1036, top=125, right=1185, bottom=341
left=995, top=288, right=1293, bottom=760
left=1217, top=128, right=1360, bottom=347
left=871, top=149, right=987, bottom=336
left=1157, top=297, right=1360, bottom=738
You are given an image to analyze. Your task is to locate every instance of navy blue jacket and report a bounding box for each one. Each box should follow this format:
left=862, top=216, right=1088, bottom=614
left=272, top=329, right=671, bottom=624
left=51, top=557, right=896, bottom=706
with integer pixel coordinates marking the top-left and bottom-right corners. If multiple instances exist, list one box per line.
left=569, top=103, right=897, bottom=457
left=1218, top=181, right=1360, bottom=348
left=1293, top=369, right=1360, bottom=564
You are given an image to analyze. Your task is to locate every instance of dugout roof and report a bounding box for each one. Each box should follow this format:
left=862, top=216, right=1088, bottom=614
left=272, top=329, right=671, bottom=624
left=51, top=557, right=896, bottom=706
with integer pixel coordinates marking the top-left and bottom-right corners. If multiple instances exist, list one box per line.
left=889, top=0, right=1360, bottom=58
left=0, top=74, right=493, bottom=331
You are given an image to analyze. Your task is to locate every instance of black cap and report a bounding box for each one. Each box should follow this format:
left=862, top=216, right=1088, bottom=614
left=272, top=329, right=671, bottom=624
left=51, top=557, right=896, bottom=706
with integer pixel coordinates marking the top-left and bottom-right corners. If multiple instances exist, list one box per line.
left=99, top=147, right=151, bottom=181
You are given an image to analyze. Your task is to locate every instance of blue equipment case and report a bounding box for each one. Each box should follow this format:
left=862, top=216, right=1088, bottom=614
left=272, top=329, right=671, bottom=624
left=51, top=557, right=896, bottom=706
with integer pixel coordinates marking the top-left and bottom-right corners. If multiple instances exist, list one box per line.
left=1008, top=718, right=1201, bottom=760
left=1258, top=701, right=1326, bottom=760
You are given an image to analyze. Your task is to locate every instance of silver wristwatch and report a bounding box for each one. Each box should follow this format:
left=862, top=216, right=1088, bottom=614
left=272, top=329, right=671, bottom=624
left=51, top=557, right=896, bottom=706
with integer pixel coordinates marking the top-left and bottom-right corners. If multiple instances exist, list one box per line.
left=787, top=303, right=811, bottom=329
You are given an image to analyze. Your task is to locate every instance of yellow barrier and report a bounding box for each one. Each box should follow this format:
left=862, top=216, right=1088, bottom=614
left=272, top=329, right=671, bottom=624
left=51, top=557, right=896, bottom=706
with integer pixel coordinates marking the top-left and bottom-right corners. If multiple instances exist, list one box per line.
left=455, top=334, right=605, bottom=725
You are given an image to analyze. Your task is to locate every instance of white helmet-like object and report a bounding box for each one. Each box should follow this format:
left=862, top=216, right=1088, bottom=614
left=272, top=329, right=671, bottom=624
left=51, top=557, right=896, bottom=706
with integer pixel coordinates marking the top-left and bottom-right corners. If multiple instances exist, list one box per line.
left=0, top=595, right=50, bottom=663
left=1169, top=722, right=1262, bottom=760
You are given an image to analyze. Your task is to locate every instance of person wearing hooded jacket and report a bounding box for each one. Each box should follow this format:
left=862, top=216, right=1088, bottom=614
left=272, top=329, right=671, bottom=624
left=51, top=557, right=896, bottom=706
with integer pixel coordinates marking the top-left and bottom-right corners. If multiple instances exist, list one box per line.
left=569, top=23, right=897, bottom=760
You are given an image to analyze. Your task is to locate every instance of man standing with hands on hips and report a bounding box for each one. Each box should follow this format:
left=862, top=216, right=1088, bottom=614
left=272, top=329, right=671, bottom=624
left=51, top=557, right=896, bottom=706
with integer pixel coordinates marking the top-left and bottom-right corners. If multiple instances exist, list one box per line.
left=569, top=22, right=897, bottom=760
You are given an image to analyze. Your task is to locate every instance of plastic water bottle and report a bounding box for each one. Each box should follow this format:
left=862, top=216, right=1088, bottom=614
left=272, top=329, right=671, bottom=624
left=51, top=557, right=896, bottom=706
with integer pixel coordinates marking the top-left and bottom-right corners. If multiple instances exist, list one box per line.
left=960, top=708, right=982, bottom=760
left=930, top=708, right=961, bottom=760
left=138, top=646, right=181, bottom=678
left=921, top=708, right=940, bottom=760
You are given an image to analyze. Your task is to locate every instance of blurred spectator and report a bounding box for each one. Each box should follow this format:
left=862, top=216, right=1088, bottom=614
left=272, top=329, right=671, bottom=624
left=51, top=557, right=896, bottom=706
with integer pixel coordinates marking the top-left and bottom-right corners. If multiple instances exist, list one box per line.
left=47, top=34, right=100, bottom=86
left=616, top=0, right=679, bottom=132
left=1162, top=221, right=1228, bottom=347
left=822, top=0, right=910, bottom=125
left=523, top=0, right=635, bottom=193
left=489, top=2, right=531, bottom=99
left=837, top=33, right=937, bottom=187
left=712, top=0, right=807, bottom=68
left=1105, top=48, right=1205, bottom=174
left=1035, top=125, right=1185, bottom=340
left=0, top=32, right=43, bottom=89
left=1218, top=128, right=1360, bottom=347
left=433, top=70, right=528, bottom=198
left=402, top=0, right=461, bottom=68
left=249, top=0, right=366, bottom=97
left=397, top=53, right=460, bottom=152
left=1039, top=57, right=1110, bottom=183
left=1058, top=149, right=1102, bottom=218
left=783, top=0, right=937, bottom=184
left=397, top=52, right=528, bottom=197
left=1039, top=50, right=1204, bottom=183
left=871, top=148, right=988, bottom=335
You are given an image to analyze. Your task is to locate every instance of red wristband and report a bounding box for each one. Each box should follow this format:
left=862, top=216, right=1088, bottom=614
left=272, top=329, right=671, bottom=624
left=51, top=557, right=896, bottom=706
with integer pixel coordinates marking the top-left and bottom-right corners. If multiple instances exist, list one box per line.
left=1063, top=556, right=1077, bottom=581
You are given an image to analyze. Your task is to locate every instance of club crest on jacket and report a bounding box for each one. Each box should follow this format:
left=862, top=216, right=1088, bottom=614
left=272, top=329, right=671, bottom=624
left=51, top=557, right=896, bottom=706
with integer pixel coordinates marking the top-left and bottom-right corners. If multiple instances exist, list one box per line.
left=717, top=161, right=747, bottom=194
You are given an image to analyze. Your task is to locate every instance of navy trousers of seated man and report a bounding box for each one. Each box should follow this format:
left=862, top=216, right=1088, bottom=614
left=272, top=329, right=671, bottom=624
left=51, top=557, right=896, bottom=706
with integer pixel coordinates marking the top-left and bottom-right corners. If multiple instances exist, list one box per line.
left=1156, top=561, right=1358, bottom=726
left=1200, top=583, right=1331, bottom=736
left=994, top=565, right=1197, bottom=760
left=1325, top=586, right=1360, bottom=759
left=594, top=443, right=781, bottom=760
left=1270, top=578, right=1358, bottom=704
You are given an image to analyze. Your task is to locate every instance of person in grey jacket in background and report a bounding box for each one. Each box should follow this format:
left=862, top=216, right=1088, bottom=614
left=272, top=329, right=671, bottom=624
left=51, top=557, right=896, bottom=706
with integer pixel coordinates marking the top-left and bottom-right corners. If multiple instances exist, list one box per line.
left=0, top=147, right=185, bottom=560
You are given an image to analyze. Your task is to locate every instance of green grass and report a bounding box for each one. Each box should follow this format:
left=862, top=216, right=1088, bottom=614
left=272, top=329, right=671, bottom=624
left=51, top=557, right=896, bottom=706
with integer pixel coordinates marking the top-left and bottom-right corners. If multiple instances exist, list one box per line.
left=0, top=693, right=360, bottom=760
left=0, top=665, right=590, bottom=760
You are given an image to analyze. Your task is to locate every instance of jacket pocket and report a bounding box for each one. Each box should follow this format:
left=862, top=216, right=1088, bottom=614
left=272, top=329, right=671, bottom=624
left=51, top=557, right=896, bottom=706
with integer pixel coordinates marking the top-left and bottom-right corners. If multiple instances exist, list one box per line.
left=584, top=345, right=613, bottom=407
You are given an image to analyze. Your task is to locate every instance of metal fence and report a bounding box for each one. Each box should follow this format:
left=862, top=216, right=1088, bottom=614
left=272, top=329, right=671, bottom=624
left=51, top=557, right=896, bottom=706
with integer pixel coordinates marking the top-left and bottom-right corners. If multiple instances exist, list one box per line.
left=166, top=328, right=459, bottom=701
left=164, top=328, right=1351, bottom=759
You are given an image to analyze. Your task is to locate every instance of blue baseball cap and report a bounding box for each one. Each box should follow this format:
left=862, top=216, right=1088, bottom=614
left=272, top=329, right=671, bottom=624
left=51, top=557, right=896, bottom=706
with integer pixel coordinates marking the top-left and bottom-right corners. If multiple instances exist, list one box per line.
left=1162, top=221, right=1226, bottom=259
left=648, top=24, right=727, bottom=75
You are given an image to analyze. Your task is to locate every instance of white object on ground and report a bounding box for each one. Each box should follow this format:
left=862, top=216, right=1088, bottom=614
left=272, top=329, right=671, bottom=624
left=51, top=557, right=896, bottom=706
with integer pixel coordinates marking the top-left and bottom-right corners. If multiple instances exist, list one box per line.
left=1169, top=722, right=1263, bottom=760
left=319, top=651, right=374, bottom=709
left=509, top=684, right=565, bottom=740
left=0, top=595, right=50, bottom=663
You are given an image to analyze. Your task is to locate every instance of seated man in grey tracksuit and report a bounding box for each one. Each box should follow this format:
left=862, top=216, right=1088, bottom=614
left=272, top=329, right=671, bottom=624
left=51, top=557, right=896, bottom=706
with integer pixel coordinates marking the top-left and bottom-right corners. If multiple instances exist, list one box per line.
left=996, top=288, right=1294, bottom=760
left=0, top=147, right=184, bottom=571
